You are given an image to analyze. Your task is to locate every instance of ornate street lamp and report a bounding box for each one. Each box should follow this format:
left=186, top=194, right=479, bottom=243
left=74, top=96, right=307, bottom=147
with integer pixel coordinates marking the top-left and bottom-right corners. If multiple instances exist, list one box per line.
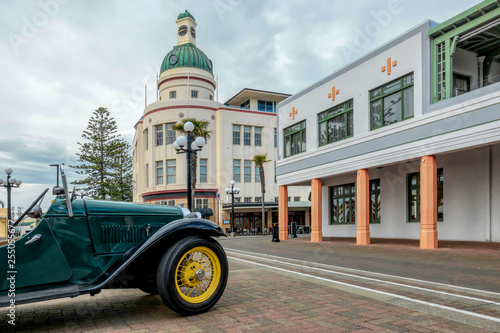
left=0, top=168, right=22, bottom=222
left=225, top=180, right=240, bottom=235
left=173, top=122, right=205, bottom=212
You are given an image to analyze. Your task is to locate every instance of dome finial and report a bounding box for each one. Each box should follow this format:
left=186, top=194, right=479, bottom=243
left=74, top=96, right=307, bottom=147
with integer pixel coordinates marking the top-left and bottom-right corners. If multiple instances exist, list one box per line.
left=177, top=10, right=195, bottom=22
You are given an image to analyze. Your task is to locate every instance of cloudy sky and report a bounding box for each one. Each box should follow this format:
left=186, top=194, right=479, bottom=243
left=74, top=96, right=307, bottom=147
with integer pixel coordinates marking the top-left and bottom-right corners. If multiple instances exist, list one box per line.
left=1, top=0, right=477, bottom=213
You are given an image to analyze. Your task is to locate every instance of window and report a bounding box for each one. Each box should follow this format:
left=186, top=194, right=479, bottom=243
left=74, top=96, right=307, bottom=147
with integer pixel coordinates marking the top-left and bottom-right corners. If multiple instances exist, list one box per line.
left=167, top=159, right=176, bottom=184
left=254, top=127, right=262, bottom=146
left=195, top=198, right=209, bottom=208
left=233, top=159, right=241, bottom=182
left=157, top=200, right=175, bottom=206
left=144, top=129, right=149, bottom=150
left=370, top=73, right=414, bottom=130
left=240, top=99, right=250, bottom=109
left=170, top=91, right=176, bottom=99
left=191, top=90, right=198, bottom=98
left=435, top=42, right=446, bottom=101
left=318, top=99, right=353, bottom=146
left=408, top=172, right=420, bottom=222
left=155, top=161, right=163, bottom=185
left=257, top=100, right=275, bottom=112
left=370, top=179, right=381, bottom=224
left=155, top=125, right=163, bottom=146
left=274, top=128, right=277, bottom=148
left=288, top=197, right=291, bottom=202
left=438, top=169, right=444, bottom=221
left=209, top=95, right=213, bottom=101
left=166, top=123, right=176, bottom=144
left=145, top=163, right=149, bottom=187
left=284, top=120, right=306, bottom=157
left=233, top=125, right=240, bottom=145
left=244, top=160, right=251, bottom=182
left=294, top=196, right=300, bottom=202
left=244, top=126, right=251, bottom=145
left=255, top=166, right=260, bottom=183
left=330, top=184, right=356, bottom=224
left=408, top=169, right=447, bottom=222
left=200, top=159, right=207, bottom=183
left=167, top=200, right=175, bottom=206
left=233, top=197, right=241, bottom=203
left=244, top=197, right=252, bottom=203
left=255, top=197, right=262, bottom=203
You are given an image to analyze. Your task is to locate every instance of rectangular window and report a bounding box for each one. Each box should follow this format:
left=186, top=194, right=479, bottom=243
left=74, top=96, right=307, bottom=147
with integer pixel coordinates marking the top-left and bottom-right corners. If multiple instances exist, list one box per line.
left=240, top=99, right=250, bottom=109
left=170, top=91, right=176, bottom=99
left=255, top=166, right=260, bottom=183
left=145, top=163, right=149, bottom=187
left=294, top=196, right=300, bottom=202
left=233, top=159, right=241, bottom=182
left=254, top=127, right=262, bottom=146
left=370, top=179, right=381, bottom=224
left=257, top=100, right=275, bottom=112
left=244, top=160, right=251, bottom=182
left=155, top=124, right=163, bottom=146
left=165, top=123, right=176, bottom=145
left=144, top=129, right=149, bottom=150
left=195, top=198, right=209, bottom=208
left=453, top=73, right=471, bottom=97
left=167, top=199, right=175, bottom=206
left=244, top=197, right=252, bottom=203
left=234, top=197, right=241, bottom=203
left=438, top=169, right=444, bottom=221
left=191, top=90, right=198, bottom=98
left=255, top=197, right=262, bottom=203
left=330, top=183, right=356, bottom=224
left=408, top=172, right=420, bottom=222
left=274, top=128, right=277, bottom=148
left=244, top=126, right=251, bottom=145
left=288, top=197, right=291, bottom=202
left=436, top=42, right=446, bottom=101
left=167, top=159, right=176, bottom=184
left=209, top=95, right=213, bottom=101
left=370, top=73, right=414, bottom=130
left=232, top=125, right=240, bottom=145
left=318, top=99, right=353, bottom=146
left=284, top=120, right=306, bottom=157
left=155, top=161, right=163, bottom=185
left=200, top=159, right=207, bottom=183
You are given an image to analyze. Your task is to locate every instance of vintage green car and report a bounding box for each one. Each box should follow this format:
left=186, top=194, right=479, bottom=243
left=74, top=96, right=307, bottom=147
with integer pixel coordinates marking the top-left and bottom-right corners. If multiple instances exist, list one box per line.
left=0, top=165, right=228, bottom=316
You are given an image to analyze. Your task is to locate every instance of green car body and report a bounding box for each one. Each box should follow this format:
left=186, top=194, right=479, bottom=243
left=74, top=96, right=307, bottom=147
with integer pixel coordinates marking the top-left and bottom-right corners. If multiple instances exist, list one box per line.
left=0, top=186, right=228, bottom=315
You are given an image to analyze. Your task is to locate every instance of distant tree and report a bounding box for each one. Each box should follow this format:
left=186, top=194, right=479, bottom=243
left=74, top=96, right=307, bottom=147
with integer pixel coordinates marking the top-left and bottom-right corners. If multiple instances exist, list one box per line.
left=173, top=118, right=211, bottom=208
left=253, top=153, right=271, bottom=235
left=71, top=107, right=132, bottom=200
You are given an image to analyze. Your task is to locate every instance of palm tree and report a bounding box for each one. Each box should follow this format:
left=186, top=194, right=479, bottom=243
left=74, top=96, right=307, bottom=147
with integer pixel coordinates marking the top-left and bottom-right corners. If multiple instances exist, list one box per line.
left=173, top=118, right=211, bottom=209
left=253, top=153, right=271, bottom=235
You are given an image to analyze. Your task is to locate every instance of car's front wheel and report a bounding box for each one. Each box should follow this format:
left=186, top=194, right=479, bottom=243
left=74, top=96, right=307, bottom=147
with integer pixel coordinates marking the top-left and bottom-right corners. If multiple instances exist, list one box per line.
left=157, top=236, right=228, bottom=315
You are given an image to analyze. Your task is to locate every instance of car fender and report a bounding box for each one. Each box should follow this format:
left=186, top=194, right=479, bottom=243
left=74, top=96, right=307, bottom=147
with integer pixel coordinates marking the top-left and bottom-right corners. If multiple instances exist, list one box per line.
left=80, top=218, right=226, bottom=292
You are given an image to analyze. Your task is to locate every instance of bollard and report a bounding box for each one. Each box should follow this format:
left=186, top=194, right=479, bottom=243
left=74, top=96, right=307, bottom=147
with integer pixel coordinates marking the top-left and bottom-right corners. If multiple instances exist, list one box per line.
left=272, top=222, right=280, bottom=242
left=290, top=222, right=297, bottom=238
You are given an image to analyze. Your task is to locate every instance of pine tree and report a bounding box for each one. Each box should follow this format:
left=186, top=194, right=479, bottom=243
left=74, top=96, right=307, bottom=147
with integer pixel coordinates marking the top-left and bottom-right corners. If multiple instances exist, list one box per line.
left=71, top=107, right=132, bottom=200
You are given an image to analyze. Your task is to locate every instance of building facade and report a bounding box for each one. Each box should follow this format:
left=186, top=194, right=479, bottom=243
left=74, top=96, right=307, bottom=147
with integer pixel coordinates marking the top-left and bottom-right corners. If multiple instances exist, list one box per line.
left=276, top=0, right=500, bottom=247
left=133, top=11, right=310, bottom=231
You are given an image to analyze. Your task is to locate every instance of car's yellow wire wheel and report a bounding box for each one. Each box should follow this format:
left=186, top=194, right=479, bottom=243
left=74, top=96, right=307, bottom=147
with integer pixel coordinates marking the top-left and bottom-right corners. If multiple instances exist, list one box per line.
left=174, top=246, right=221, bottom=303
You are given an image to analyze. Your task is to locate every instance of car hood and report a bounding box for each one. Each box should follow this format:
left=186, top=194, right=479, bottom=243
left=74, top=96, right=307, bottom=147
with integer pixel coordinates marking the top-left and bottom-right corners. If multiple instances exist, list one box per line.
left=84, top=200, right=184, bottom=217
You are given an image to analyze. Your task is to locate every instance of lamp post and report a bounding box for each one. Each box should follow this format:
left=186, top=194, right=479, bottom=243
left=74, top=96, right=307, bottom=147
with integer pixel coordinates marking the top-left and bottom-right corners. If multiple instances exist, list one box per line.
left=0, top=168, right=22, bottom=222
left=225, top=180, right=240, bottom=235
left=173, top=121, right=205, bottom=212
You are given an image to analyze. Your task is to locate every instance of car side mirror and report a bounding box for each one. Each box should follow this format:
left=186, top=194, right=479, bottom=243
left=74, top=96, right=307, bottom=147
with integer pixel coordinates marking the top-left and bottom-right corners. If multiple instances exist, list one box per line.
left=28, top=205, right=43, bottom=219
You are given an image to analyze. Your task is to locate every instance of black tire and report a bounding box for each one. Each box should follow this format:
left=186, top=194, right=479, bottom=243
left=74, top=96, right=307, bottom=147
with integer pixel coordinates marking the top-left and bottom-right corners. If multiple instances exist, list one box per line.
left=156, top=236, right=228, bottom=316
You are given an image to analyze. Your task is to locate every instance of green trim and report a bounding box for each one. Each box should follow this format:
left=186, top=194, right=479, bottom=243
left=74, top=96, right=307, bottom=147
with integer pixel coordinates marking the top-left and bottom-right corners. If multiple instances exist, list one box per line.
left=318, top=99, right=353, bottom=147
left=370, top=73, right=414, bottom=130
left=428, top=1, right=500, bottom=38
left=283, top=120, right=306, bottom=158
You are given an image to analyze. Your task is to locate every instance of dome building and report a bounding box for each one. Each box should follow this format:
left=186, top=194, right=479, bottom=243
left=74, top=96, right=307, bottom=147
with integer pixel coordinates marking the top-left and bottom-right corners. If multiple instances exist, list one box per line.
left=133, top=10, right=310, bottom=233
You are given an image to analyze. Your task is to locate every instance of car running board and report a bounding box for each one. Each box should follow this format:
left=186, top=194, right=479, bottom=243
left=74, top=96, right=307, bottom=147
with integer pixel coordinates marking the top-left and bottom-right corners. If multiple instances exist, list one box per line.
left=0, top=285, right=81, bottom=307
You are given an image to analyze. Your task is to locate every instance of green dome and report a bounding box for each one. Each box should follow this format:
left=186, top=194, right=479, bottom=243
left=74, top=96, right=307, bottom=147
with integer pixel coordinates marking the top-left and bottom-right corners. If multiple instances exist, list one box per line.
left=161, top=43, right=213, bottom=74
left=177, top=10, right=195, bottom=22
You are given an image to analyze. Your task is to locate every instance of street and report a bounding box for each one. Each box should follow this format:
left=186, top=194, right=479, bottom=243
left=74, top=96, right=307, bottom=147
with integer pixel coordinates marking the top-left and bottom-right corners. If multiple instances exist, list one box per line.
left=1, top=235, right=499, bottom=332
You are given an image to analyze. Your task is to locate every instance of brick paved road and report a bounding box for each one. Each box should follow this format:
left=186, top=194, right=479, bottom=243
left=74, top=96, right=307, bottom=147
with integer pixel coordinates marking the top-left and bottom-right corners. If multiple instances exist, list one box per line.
left=2, top=255, right=498, bottom=332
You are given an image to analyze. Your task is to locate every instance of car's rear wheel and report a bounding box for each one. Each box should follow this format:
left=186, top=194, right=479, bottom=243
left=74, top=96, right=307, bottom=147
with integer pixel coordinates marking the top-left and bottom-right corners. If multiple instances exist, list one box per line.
left=157, top=236, right=228, bottom=315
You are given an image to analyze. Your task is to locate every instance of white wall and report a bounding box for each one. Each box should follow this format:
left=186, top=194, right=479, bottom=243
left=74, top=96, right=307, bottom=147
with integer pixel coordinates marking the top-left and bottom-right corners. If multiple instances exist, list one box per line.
left=491, top=144, right=500, bottom=242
